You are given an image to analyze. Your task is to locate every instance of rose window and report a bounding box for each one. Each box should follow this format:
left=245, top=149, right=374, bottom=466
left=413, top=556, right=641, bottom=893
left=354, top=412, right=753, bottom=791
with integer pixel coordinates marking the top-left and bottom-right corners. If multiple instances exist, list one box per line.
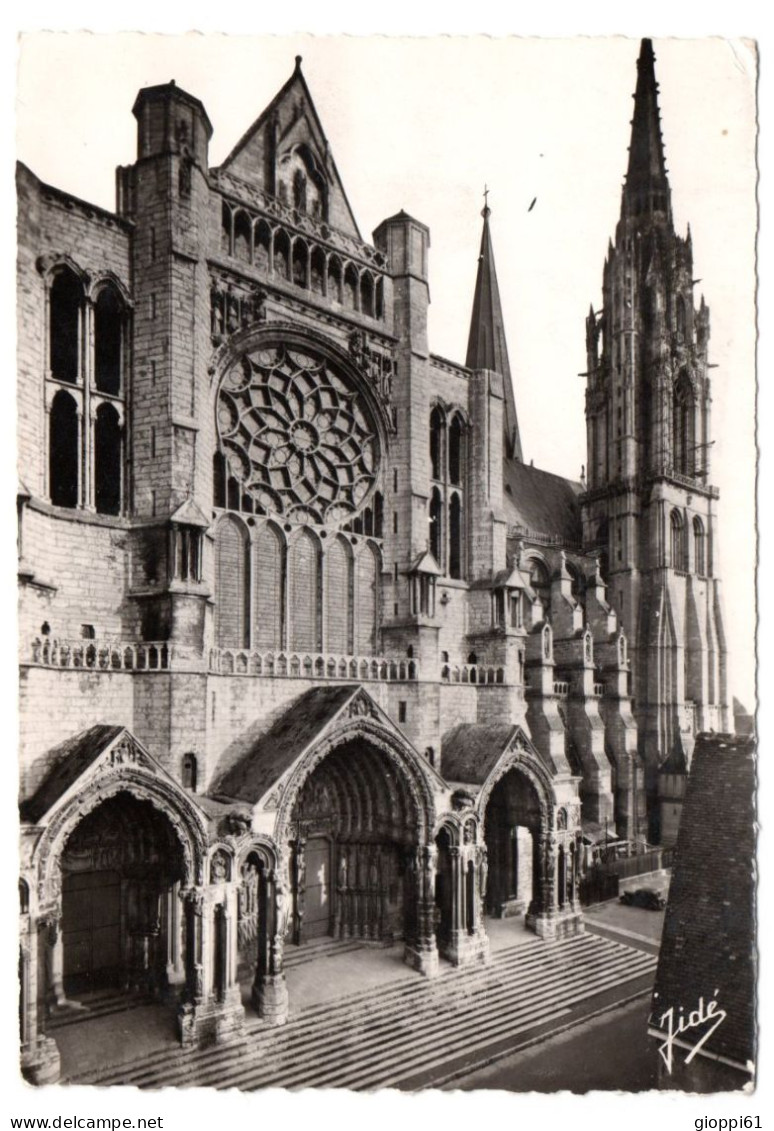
left=217, top=345, right=379, bottom=524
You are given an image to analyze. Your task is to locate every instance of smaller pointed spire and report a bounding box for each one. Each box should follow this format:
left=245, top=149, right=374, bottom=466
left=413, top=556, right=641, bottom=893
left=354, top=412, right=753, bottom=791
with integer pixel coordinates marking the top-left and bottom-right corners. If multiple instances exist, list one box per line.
left=465, top=191, right=523, bottom=462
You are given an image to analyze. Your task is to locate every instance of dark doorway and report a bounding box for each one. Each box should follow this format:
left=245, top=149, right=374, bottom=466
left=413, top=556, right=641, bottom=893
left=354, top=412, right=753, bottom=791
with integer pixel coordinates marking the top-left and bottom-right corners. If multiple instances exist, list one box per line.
left=484, top=771, right=541, bottom=918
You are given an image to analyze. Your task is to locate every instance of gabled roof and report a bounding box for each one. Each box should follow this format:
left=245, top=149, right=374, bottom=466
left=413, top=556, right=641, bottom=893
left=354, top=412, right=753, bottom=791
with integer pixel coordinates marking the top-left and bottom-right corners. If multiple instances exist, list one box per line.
left=170, top=497, right=210, bottom=528
left=209, top=685, right=356, bottom=805
left=408, top=549, right=442, bottom=577
left=21, top=725, right=125, bottom=822
left=503, top=458, right=583, bottom=544
left=441, top=722, right=557, bottom=785
left=650, top=734, right=756, bottom=1074
left=217, top=56, right=361, bottom=241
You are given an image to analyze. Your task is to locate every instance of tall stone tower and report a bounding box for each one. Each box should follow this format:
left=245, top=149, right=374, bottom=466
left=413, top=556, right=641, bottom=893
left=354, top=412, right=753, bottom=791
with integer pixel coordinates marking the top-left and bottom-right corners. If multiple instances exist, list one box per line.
left=580, top=40, right=731, bottom=843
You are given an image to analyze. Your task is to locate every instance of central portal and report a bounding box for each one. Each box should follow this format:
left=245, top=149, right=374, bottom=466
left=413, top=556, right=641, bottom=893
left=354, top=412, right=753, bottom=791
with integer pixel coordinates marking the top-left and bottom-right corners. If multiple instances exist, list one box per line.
left=287, top=738, right=420, bottom=946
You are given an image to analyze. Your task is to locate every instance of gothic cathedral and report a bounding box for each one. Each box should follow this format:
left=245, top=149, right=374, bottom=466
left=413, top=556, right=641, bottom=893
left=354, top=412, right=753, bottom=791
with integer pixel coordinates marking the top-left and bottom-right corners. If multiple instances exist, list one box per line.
left=17, top=40, right=729, bottom=1083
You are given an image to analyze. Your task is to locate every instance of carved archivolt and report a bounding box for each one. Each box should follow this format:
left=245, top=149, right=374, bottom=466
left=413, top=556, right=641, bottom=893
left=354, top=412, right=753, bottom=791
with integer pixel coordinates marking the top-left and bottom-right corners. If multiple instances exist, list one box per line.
left=33, top=766, right=208, bottom=914
left=273, top=716, right=437, bottom=846
left=476, top=737, right=557, bottom=837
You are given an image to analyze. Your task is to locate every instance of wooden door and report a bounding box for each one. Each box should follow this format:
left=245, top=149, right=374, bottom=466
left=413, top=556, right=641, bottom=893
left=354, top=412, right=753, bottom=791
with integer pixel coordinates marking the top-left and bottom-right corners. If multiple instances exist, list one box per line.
left=303, top=837, right=332, bottom=939
left=62, top=871, right=122, bottom=992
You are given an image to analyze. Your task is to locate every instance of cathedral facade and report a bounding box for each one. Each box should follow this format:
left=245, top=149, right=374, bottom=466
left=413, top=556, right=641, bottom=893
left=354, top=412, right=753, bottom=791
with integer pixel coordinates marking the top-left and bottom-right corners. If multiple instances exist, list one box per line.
left=17, top=40, right=729, bottom=1083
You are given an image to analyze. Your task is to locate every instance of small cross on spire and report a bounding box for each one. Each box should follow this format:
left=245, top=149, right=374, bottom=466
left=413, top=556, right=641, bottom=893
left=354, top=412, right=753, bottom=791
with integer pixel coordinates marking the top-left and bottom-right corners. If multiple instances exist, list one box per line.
left=482, top=184, right=491, bottom=220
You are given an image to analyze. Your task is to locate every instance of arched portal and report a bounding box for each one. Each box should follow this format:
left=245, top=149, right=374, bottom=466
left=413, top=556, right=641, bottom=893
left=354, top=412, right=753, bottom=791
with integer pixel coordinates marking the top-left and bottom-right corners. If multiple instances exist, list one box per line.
left=287, top=738, right=420, bottom=946
left=58, top=793, right=185, bottom=998
left=483, top=768, right=542, bottom=920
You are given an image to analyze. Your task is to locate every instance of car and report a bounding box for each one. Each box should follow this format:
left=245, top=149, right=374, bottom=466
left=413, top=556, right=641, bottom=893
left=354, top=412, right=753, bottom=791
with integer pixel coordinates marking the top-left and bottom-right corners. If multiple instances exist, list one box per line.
left=619, top=887, right=667, bottom=910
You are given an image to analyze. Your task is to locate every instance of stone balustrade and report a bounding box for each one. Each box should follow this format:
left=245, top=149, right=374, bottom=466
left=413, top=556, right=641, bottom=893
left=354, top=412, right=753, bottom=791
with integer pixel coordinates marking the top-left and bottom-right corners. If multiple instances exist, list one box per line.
left=208, top=649, right=419, bottom=681
left=441, top=663, right=506, bottom=686
left=27, top=638, right=172, bottom=671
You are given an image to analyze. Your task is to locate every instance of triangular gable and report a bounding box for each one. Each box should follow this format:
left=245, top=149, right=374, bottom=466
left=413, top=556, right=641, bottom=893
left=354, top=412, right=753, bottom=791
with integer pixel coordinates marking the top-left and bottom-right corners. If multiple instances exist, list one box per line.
left=442, top=722, right=557, bottom=790
left=408, top=549, right=443, bottom=577
left=170, top=496, right=211, bottom=528
left=218, top=60, right=361, bottom=241
left=21, top=726, right=183, bottom=825
left=211, top=684, right=445, bottom=811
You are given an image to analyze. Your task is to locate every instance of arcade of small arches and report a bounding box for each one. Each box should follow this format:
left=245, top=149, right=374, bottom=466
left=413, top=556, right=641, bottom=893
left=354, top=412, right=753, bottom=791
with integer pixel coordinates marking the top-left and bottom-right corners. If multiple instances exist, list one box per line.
left=219, top=200, right=385, bottom=322
left=41, top=264, right=129, bottom=515
left=19, top=722, right=582, bottom=1081
left=212, top=514, right=382, bottom=655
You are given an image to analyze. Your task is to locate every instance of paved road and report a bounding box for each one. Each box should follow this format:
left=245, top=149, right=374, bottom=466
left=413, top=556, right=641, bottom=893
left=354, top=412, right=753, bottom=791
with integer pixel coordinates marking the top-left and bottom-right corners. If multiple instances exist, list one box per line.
left=446, top=996, right=659, bottom=1093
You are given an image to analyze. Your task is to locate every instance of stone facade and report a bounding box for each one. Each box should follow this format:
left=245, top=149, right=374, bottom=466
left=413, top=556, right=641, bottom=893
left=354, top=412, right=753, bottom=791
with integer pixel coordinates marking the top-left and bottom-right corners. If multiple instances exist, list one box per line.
left=17, top=42, right=727, bottom=1083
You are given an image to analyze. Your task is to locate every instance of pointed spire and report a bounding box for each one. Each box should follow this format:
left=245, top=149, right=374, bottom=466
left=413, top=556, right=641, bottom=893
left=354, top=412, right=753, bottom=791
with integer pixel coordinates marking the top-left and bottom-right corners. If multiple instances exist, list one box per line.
left=465, top=193, right=523, bottom=462
left=623, top=39, right=672, bottom=222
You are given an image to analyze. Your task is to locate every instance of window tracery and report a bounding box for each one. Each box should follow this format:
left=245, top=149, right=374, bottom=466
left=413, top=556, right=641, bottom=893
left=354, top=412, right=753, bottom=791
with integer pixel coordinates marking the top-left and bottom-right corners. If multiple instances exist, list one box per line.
left=217, top=345, right=379, bottom=526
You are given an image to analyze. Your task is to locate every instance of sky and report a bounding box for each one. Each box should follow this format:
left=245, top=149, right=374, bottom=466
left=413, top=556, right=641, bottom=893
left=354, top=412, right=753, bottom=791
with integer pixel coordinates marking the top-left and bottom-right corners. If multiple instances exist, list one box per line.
left=15, top=32, right=757, bottom=708
left=4, top=8, right=768, bottom=1131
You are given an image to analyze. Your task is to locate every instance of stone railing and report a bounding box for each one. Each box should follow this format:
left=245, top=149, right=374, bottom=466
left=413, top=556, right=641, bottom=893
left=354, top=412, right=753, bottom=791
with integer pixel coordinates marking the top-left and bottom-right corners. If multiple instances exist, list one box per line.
left=441, top=663, right=505, bottom=686
left=208, top=649, right=419, bottom=681
left=27, top=638, right=172, bottom=671
left=593, top=682, right=606, bottom=697
left=553, top=681, right=570, bottom=697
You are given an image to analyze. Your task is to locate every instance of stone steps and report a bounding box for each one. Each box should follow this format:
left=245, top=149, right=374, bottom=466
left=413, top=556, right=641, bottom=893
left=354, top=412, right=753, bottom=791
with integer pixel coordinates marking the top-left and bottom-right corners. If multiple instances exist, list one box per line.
left=48, top=989, right=153, bottom=1031
left=68, top=933, right=656, bottom=1091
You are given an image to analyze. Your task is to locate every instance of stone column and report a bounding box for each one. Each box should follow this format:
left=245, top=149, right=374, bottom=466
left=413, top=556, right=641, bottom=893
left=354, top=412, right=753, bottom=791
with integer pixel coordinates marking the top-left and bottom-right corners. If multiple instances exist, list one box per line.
left=20, top=919, right=61, bottom=1086
left=403, top=845, right=439, bottom=977
left=254, top=870, right=289, bottom=1026
left=165, top=882, right=185, bottom=989
left=43, top=917, right=67, bottom=1010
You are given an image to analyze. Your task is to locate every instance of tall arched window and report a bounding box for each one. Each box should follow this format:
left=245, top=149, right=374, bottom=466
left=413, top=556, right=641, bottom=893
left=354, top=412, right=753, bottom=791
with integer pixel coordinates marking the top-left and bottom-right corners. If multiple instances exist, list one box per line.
left=234, top=211, right=251, bottom=263
left=49, top=269, right=82, bottom=384
left=528, top=558, right=551, bottom=618
left=215, top=516, right=250, bottom=648
left=449, top=416, right=464, bottom=487
left=94, top=286, right=124, bottom=395
left=255, top=221, right=271, bottom=274
left=428, top=408, right=466, bottom=578
left=430, top=486, right=443, bottom=567
left=253, top=522, right=285, bottom=651
left=49, top=389, right=79, bottom=508
left=693, top=516, right=706, bottom=575
left=673, top=373, right=695, bottom=476
left=675, top=295, right=687, bottom=344
left=671, top=509, right=686, bottom=571
left=289, top=529, right=321, bottom=652
left=325, top=537, right=353, bottom=654
left=94, top=402, right=122, bottom=515
left=449, top=492, right=463, bottom=580
left=355, top=543, right=379, bottom=655
left=430, top=406, right=444, bottom=482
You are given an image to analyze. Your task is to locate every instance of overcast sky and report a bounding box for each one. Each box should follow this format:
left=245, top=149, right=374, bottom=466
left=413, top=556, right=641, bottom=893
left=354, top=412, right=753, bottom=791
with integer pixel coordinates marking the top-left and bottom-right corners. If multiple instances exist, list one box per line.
left=15, top=33, right=757, bottom=704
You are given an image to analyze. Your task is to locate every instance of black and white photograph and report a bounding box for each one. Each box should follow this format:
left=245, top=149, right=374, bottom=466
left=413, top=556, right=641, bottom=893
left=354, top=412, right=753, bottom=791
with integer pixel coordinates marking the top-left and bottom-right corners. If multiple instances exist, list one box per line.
left=10, top=20, right=759, bottom=1119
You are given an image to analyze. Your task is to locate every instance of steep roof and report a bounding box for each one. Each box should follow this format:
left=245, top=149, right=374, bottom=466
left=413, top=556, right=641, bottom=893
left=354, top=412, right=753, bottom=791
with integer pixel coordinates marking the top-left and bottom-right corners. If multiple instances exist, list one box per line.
left=650, top=733, right=756, bottom=1074
left=465, top=206, right=523, bottom=462
left=20, top=725, right=126, bottom=822
left=503, top=458, right=583, bottom=544
left=209, top=685, right=356, bottom=804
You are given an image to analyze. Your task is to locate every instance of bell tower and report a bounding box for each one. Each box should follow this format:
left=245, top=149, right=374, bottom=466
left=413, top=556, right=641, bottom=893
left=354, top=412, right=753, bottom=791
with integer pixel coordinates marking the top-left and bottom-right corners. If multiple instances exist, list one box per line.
left=580, top=40, right=731, bottom=842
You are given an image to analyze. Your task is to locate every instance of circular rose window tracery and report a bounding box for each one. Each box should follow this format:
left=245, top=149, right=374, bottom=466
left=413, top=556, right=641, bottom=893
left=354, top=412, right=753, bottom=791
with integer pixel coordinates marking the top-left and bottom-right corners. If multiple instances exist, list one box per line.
left=217, top=345, right=379, bottom=524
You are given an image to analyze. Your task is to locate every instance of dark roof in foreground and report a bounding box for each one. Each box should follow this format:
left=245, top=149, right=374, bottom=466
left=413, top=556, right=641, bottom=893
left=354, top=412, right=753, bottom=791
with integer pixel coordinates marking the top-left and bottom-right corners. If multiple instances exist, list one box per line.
left=209, top=685, right=355, bottom=804
left=650, top=733, right=756, bottom=1073
left=503, top=458, right=583, bottom=545
left=20, top=724, right=124, bottom=822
